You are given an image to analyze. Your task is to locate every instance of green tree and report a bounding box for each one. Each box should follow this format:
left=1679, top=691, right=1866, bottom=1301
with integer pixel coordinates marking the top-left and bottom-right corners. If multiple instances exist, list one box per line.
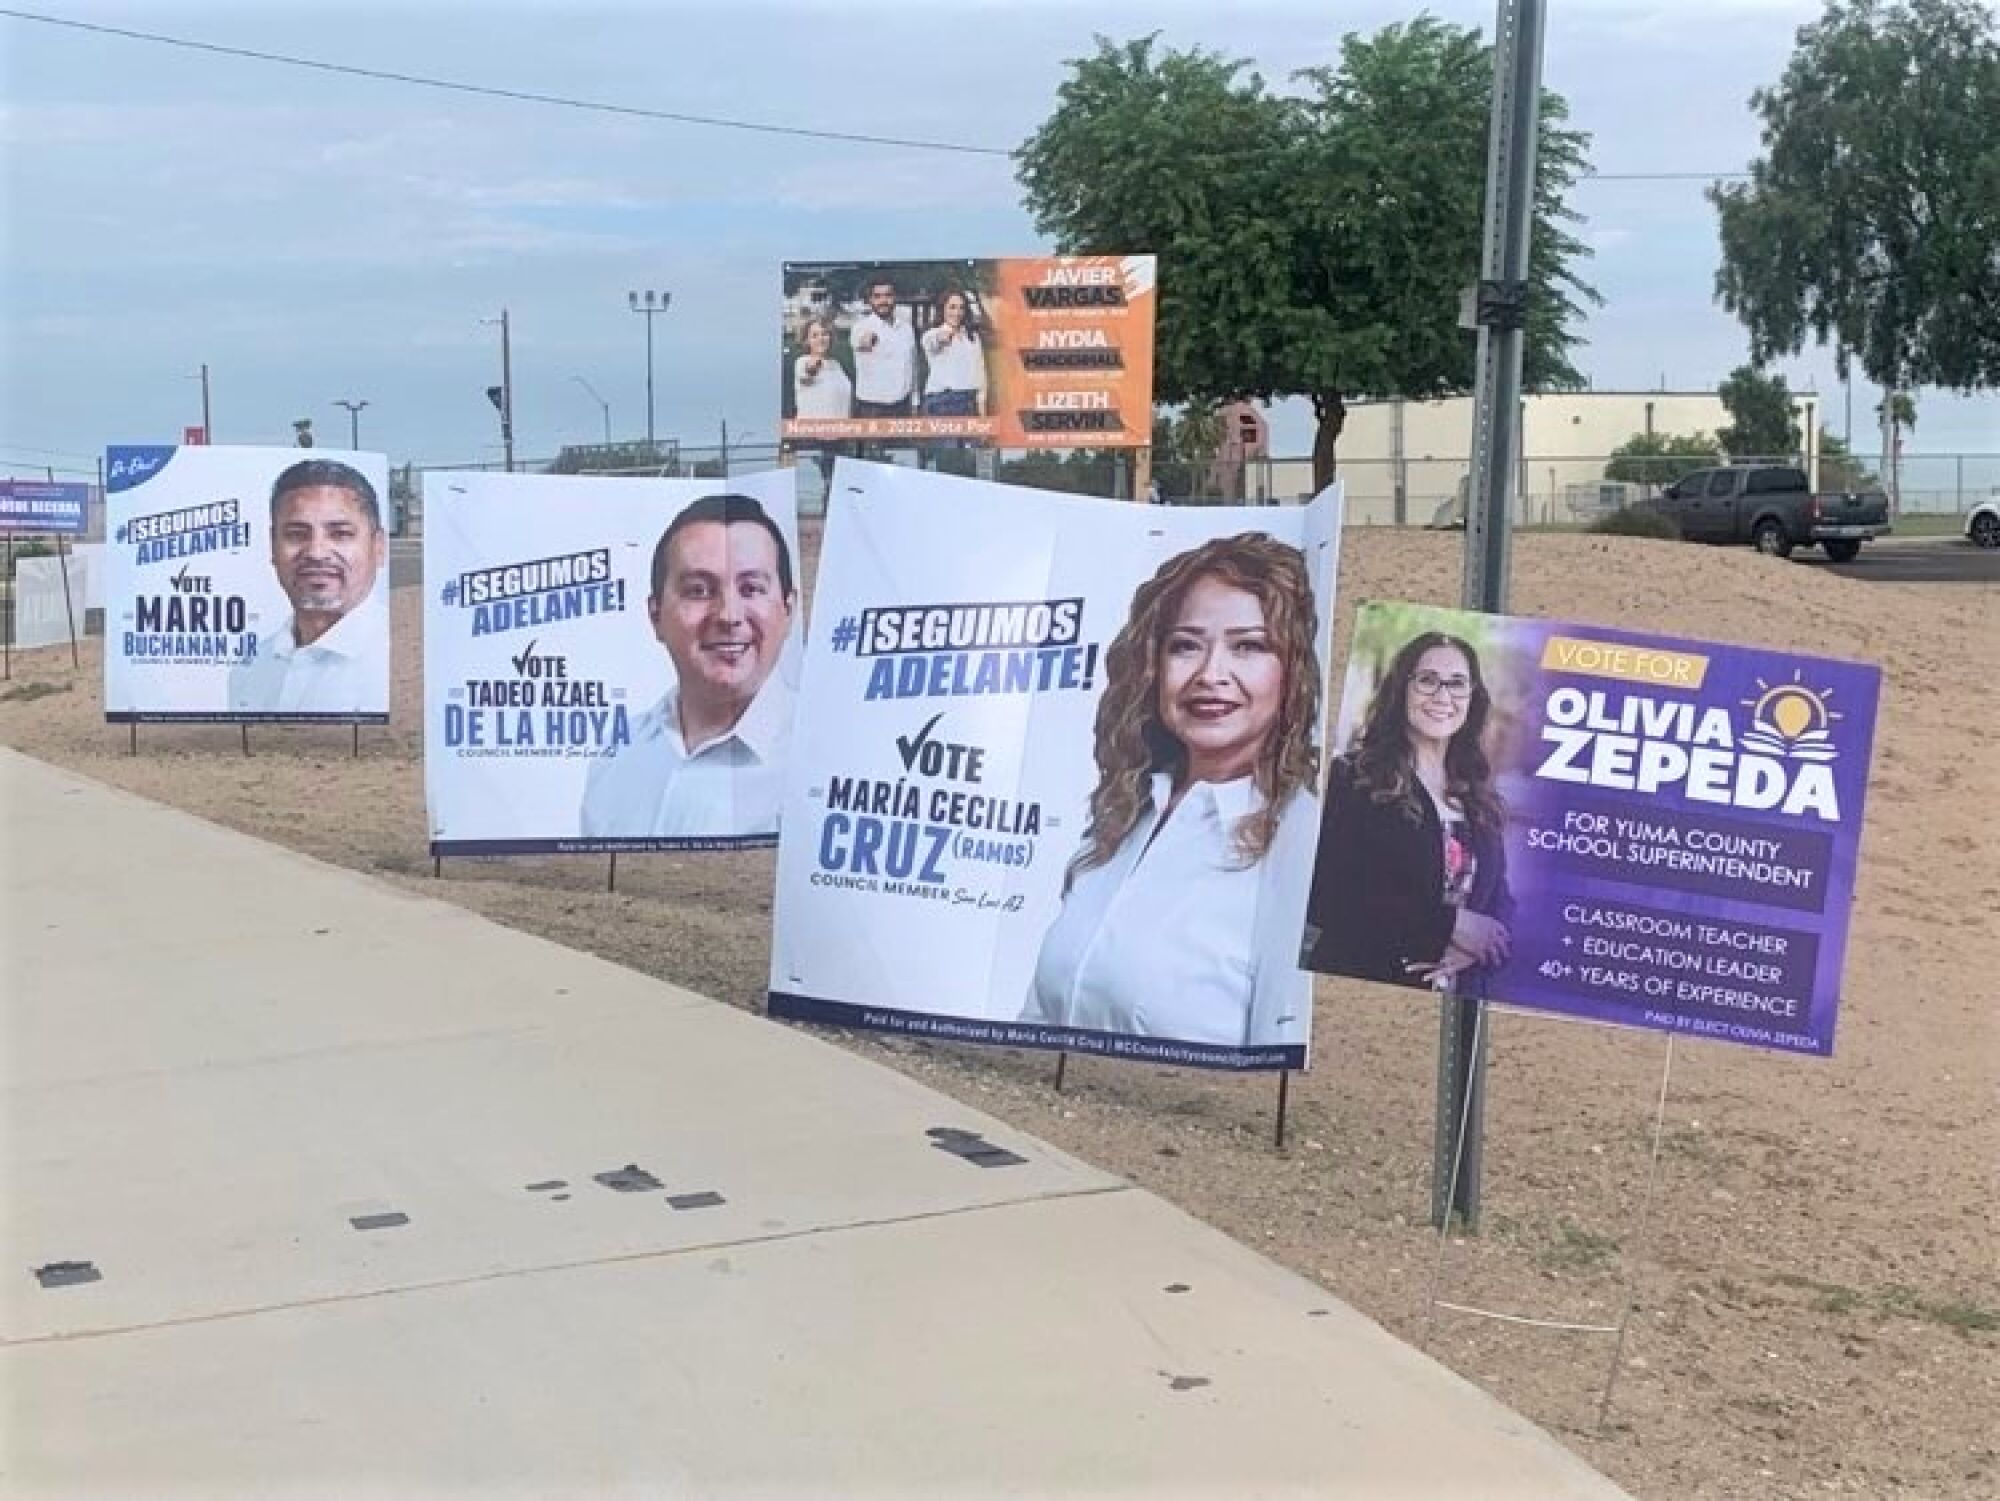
left=1717, top=364, right=1802, bottom=458
left=1604, top=431, right=1724, bottom=486
left=1016, top=23, right=1596, bottom=488
left=1711, top=0, right=2000, bottom=392
left=1816, top=428, right=1877, bottom=490
left=1148, top=402, right=1227, bottom=498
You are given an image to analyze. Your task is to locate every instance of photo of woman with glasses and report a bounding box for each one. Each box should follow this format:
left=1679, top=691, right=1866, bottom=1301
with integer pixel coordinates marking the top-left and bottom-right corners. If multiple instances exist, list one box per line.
left=1300, top=630, right=1514, bottom=993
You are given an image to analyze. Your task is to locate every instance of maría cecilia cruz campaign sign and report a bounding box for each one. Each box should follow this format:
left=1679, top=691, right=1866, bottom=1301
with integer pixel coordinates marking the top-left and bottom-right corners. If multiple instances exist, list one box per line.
left=422, top=469, right=801, bottom=856
left=1299, top=602, right=1881, bottom=1056
left=771, top=460, right=1343, bottom=1073
left=103, top=445, right=392, bottom=724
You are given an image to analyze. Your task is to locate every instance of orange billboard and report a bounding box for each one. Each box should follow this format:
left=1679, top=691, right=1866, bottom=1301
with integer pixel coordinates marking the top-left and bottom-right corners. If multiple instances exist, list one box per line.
left=780, top=256, right=1156, bottom=449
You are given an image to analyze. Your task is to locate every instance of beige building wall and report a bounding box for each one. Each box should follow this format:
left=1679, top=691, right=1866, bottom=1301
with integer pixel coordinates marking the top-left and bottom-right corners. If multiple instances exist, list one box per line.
left=1275, top=391, right=1821, bottom=526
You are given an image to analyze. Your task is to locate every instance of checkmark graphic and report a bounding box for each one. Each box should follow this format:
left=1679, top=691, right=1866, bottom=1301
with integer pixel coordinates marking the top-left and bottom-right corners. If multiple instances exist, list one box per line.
left=511, top=640, right=538, bottom=675
left=895, top=712, right=945, bottom=772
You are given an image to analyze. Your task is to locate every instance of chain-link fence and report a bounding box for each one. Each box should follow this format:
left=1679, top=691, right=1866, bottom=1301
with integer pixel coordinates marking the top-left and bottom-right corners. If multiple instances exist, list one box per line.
left=15, top=444, right=1991, bottom=541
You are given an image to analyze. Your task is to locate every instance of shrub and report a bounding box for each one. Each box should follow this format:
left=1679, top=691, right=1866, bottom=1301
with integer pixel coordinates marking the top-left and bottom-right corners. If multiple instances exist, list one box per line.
left=1589, top=505, right=1680, bottom=540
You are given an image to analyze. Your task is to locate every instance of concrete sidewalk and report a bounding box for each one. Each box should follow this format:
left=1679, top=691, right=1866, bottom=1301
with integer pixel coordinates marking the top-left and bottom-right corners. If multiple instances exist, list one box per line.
left=1, top=750, right=1627, bottom=1499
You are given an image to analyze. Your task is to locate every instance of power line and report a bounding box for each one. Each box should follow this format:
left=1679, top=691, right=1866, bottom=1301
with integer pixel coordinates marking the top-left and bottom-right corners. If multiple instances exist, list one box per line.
left=0, top=8, right=1006, bottom=157
left=0, top=441, right=100, bottom=462
left=1586, top=171, right=1750, bottom=182
left=1, top=7, right=1751, bottom=180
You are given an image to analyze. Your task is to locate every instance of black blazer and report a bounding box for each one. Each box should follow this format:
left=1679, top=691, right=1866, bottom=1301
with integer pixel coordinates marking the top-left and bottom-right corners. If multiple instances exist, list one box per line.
left=1301, top=755, right=1513, bottom=987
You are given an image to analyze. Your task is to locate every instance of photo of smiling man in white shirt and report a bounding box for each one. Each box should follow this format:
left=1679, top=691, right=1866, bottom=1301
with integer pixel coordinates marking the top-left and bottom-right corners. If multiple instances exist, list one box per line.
left=228, top=458, right=389, bottom=716
left=849, top=278, right=917, bottom=418
left=580, top=493, right=798, bottom=842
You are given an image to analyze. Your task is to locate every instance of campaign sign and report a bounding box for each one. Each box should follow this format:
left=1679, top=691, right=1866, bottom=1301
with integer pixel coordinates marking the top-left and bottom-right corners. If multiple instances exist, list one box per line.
left=0, top=480, right=90, bottom=535
left=423, top=469, right=801, bottom=855
left=103, top=445, right=391, bottom=723
left=770, top=460, right=1344, bottom=1072
left=1298, top=602, right=1881, bottom=1056
left=11, top=552, right=88, bottom=649
left=780, top=257, right=1157, bottom=448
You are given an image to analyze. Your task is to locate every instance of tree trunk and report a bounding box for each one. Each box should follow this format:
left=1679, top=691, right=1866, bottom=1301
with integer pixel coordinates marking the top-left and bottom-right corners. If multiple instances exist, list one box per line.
left=1311, top=393, right=1347, bottom=492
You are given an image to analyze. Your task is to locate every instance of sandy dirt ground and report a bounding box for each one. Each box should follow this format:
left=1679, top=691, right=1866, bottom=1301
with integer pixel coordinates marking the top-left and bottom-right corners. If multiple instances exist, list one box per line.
left=4, top=527, right=1995, bottom=1500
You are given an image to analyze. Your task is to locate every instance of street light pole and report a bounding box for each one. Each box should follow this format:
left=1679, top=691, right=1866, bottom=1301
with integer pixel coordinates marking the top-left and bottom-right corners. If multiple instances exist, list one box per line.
left=334, top=398, right=370, bottom=450
left=572, top=376, right=612, bottom=445
left=627, top=289, right=672, bottom=457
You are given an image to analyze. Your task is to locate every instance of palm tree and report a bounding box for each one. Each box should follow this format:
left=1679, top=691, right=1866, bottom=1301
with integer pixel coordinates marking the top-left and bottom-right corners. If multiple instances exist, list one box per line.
left=1877, top=391, right=1916, bottom=515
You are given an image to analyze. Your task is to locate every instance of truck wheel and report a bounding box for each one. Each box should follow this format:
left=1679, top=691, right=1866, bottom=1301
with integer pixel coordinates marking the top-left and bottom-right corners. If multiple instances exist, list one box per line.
left=1752, top=519, right=1793, bottom=559
left=1973, top=512, right=2000, bottom=549
left=1821, top=539, right=1862, bottom=563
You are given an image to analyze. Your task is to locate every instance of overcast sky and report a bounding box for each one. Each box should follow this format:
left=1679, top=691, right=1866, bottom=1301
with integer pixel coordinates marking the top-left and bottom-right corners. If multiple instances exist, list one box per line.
left=2, top=0, right=1994, bottom=478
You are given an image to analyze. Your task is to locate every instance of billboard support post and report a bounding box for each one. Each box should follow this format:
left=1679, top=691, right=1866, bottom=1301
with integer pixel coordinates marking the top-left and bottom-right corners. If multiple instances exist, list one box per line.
left=57, top=532, right=79, bottom=668
left=3, top=530, right=13, bottom=681
left=1437, top=0, right=1545, bottom=1234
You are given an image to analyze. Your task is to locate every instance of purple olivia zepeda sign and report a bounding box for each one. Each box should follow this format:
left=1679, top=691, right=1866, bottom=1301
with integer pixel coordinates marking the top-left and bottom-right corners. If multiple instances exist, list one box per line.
left=1300, top=602, right=1880, bottom=1056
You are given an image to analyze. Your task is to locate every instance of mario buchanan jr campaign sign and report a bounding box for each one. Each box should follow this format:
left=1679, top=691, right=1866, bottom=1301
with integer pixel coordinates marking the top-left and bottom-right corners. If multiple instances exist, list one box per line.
left=423, top=469, right=800, bottom=855
left=770, top=460, right=1344, bottom=1072
left=1301, top=603, right=1880, bottom=1056
left=104, top=444, right=392, bottom=723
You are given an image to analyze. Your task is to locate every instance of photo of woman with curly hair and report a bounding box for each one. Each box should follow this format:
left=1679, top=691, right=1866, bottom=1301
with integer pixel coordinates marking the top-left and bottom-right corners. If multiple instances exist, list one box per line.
left=1022, top=533, right=1323, bottom=1048
left=1300, top=630, right=1514, bottom=993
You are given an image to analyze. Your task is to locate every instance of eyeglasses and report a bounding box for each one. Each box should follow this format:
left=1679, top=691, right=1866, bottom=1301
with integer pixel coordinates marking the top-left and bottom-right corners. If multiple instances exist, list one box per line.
left=1411, top=670, right=1473, bottom=701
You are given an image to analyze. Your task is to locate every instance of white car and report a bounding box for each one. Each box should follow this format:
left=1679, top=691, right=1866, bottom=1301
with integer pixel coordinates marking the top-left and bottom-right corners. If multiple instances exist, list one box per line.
left=1967, top=497, right=2000, bottom=549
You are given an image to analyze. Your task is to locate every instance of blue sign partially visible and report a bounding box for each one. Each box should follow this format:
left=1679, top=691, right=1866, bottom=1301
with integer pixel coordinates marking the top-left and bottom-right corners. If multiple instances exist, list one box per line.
left=0, top=480, right=91, bottom=535
left=105, top=446, right=175, bottom=494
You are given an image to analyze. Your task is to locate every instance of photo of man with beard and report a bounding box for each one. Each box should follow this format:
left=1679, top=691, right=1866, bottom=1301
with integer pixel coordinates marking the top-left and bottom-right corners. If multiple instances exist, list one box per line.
left=228, top=458, right=389, bottom=714
left=579, top=493, right=798, bottom=840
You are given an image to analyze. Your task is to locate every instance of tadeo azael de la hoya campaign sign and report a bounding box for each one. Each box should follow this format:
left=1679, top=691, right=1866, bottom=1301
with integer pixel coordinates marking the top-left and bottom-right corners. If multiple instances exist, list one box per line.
left=423, top=468, right=801, bottom=855
left=1298, top=603, right=1881, bottom=1056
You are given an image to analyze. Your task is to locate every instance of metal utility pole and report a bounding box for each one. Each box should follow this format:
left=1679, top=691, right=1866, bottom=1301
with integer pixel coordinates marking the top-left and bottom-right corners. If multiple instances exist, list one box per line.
left=628, top=289, right=672, bottom=457
left=186, top=363, right=214, bottom=441
left=501, top=310, right=514, bottom=473
left=572, top=376, right=612, bottom=445
left=334, top=398, right=369, bottom=450
left=1437, top=0, right=1546, bottom=1233
left=483, top=310, right=515, bottom=472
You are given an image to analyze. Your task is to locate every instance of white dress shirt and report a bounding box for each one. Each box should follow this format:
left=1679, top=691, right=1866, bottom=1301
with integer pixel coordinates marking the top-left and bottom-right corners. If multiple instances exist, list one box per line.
left=793, top=354, right=854, bottom=419
left=850, top=309, right=916, bottom=406
left=579, top=674, right=793, bottom=839
left=1025, top=774, right=1318, bottom=1048
left=920, top=327, right=987, bottom=401
left=227, top=596, right=389, bottom=714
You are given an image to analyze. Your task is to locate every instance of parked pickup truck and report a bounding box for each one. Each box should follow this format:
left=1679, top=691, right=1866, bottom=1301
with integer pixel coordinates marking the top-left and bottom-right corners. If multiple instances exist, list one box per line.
left=1647, top=465, right=1891, bottom=561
